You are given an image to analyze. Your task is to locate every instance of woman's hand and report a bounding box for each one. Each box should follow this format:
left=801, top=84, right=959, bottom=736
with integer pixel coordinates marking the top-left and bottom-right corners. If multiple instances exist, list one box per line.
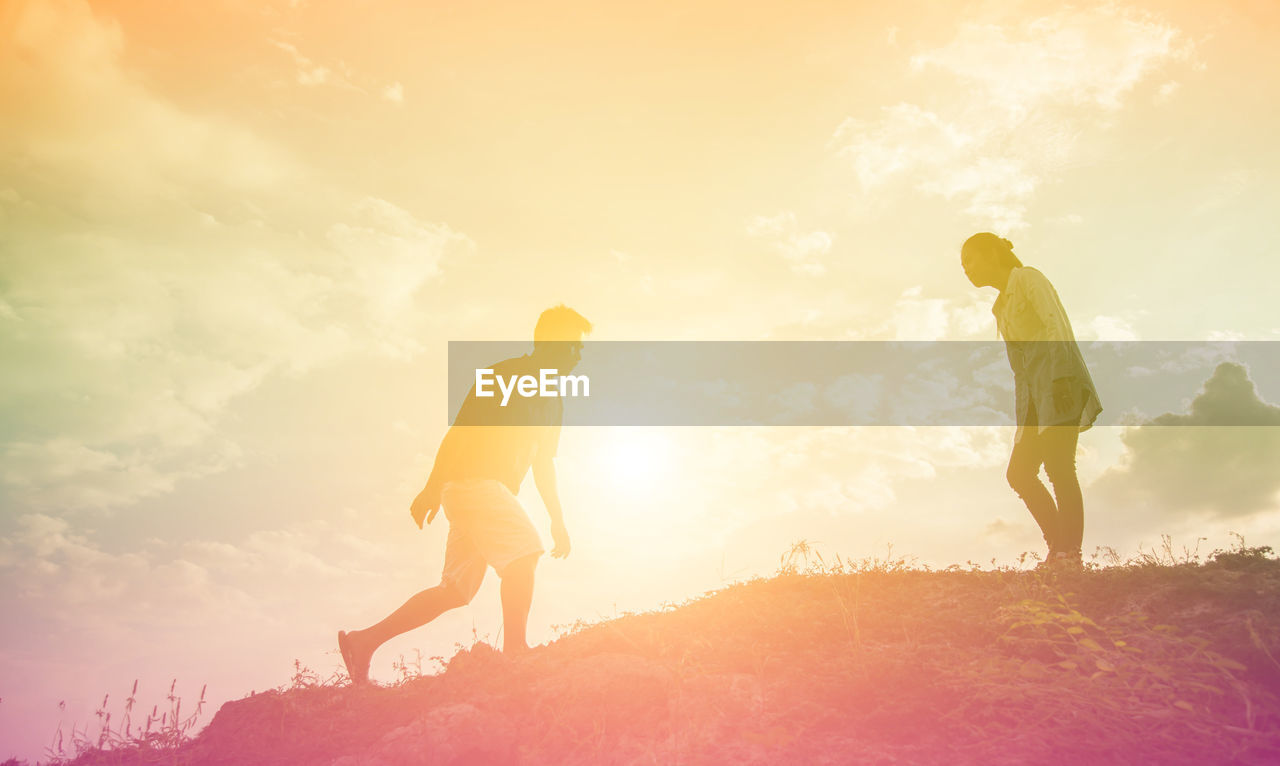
left=1052, top=377, right=1077, bottom=416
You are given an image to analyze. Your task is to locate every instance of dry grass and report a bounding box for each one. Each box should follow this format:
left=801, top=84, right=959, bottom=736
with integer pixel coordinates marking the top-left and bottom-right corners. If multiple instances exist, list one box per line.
left=39, top=680, right=207, bottom=766
left=43, top=537, right=1280, bottom=766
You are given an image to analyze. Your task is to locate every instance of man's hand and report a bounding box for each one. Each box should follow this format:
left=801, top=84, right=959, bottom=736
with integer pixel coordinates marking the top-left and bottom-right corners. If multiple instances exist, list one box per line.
left=410, top=484, right=441, bottom=529
left=550, top=519, right=571, bottom=559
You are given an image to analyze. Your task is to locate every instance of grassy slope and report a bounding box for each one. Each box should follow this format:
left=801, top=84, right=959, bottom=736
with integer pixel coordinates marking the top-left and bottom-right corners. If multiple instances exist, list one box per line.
left=61, top=551, right=1280, bottom=766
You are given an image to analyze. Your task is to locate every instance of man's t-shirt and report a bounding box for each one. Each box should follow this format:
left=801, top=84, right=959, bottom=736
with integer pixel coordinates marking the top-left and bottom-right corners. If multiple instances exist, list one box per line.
left=445, top=355, right=563, bottom=495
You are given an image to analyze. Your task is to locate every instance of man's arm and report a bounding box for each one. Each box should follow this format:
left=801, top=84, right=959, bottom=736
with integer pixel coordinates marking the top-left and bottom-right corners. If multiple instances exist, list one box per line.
left=533, top=454, right=570, bottom=558
left=410, top=426, right=460, bottom=529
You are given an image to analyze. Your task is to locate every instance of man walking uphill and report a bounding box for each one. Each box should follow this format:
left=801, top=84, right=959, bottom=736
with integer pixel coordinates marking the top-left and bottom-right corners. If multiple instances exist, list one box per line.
left=339, top=305, right=592, bottom=684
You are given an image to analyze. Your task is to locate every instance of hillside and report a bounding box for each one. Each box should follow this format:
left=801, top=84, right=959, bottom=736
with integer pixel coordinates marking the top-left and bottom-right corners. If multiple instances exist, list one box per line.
left=48, top=547, right=1280, bottom=765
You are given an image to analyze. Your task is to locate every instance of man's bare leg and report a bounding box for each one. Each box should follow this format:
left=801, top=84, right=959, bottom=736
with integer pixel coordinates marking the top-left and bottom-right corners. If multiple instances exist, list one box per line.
left=341, top=583, right=468, bottom=683
left=499, top=554, right=539, bottom=654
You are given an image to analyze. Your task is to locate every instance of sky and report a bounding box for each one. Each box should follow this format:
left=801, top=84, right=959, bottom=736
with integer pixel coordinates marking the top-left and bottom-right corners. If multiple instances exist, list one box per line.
left=2, top=0, right=1280, bottom=761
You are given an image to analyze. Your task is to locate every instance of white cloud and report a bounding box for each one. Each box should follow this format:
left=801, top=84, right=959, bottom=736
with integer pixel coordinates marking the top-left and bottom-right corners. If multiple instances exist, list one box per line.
left=1084, top=314, right=1141, bottom=341
left=822, top=374, right=884, bottom=422
left=909, top=9, right=1185, bottom=113
left=846, top=286, right=994, bottom=341
left=834, top=104, right=972, bottom=191
left=746, top=211, right=833, bottom=276
left=1155, top=80, right=1181, bottom=104
left=640, top=426, right=1009, bottom=541
left=271, top=38, right=403, bottom=103
left=746, top=211, right=793, bottom=238
left=326, top=196, right=470, bottom=358
left=0, top=510, right=408, bottom=638
left=888, top=285, right=951, bottom=341
left=833, top=5, right=1194, bottom=230
left=0, top=296, right=19, bottom=322
left=918, top=157, right=1039, bottom=233
left=3, top=1, right=293, bottom=200
left=772, top=382, right=818, bottom=420
left=1206, top=330, right=1246, bottom=342
left=1193, top=169, right=1258, bottom=216
left=272, top=39, right=339, bottom=87
left=0, top=439, right=239, bottom=512
left=0, top=0, right=471, bottom=512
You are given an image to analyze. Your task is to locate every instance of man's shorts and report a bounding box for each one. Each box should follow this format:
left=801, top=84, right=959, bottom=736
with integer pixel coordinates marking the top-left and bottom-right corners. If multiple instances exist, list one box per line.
left=440, top=479, right=545, bottom=602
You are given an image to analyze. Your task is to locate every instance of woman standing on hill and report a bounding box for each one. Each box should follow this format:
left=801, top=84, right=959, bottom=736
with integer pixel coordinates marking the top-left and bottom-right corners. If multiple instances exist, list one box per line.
left=960, top=233, right=1102, bottom=567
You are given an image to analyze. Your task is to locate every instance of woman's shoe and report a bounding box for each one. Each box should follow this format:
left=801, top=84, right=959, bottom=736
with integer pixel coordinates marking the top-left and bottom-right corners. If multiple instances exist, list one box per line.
left=1050, top=550, right=1083, bottom=570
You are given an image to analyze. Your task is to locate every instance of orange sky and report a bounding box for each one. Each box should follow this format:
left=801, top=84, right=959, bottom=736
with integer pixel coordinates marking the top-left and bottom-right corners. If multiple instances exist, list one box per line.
left=3, top=0, right=1280, bottom=761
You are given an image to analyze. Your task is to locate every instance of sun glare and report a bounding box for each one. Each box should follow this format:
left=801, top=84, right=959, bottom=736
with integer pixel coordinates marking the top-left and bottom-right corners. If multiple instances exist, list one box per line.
left=597, top=429, right=674, bottom=488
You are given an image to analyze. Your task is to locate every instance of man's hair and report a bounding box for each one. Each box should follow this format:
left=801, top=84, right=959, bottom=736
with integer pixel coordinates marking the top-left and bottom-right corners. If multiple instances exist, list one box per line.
left=534, top=304, right=593, bottom=344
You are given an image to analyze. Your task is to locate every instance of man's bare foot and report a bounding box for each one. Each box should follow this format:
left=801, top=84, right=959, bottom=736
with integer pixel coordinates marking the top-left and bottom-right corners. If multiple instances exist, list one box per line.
left=338, top=630, right=372, bottom=685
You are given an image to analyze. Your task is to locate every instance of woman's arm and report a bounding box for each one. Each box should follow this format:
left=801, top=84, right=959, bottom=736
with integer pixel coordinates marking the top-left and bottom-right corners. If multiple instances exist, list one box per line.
left=1021, top=269, right=1084, bottom=382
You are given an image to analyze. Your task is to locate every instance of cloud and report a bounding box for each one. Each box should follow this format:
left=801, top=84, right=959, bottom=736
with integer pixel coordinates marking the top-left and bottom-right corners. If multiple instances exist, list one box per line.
left=0, top=439, right=240, bottom=512
left=1155, top=80, right=1181, bottom=104
left=1120, top=341, right=1243, bottom=380
left=0, top=0, right=471, bottom=512
left=270, top=38, right=404, bottom=102
left=1193, top=169, right=1258, bottom=216
left=759, top=282, right=996, bottom=343
left=272, top=39, right=341, bottom=87
left=746, top=212, right=833, bottom=276
left=1083, top=314, right=1141, bottom=341
left=1093, top=362, right=1280, bottom=519
left=857, top=286, right=994, bottom=341
left=0, top=193, right=468, bottom=512
left=325, top=196, right=467, bottom=357
left=832, top=4, right=1194, bottom=230
left=834, top=104, right=973, bottom=191
left=909, top=8, right=1185, bottom=112
left=823, top=374, right=885, bottom=423
left=887, top=286, right=952, bottom=341
left=0, top=510, right=407, bottom=633
left=1146, top=363, right=1280, bottom=428
left=561, top=423, right=1012, bottom=574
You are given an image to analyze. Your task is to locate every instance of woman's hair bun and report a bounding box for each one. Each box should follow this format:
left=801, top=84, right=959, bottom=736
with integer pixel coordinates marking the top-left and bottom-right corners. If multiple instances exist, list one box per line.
left=962, top=231, right=1023, bottom=269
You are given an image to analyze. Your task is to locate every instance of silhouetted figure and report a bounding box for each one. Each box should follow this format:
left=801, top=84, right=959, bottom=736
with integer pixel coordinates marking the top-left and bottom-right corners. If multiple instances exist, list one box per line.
left=961, top=233, right=1101, bottom=568
left=338, top=306, right=592, bottom=683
